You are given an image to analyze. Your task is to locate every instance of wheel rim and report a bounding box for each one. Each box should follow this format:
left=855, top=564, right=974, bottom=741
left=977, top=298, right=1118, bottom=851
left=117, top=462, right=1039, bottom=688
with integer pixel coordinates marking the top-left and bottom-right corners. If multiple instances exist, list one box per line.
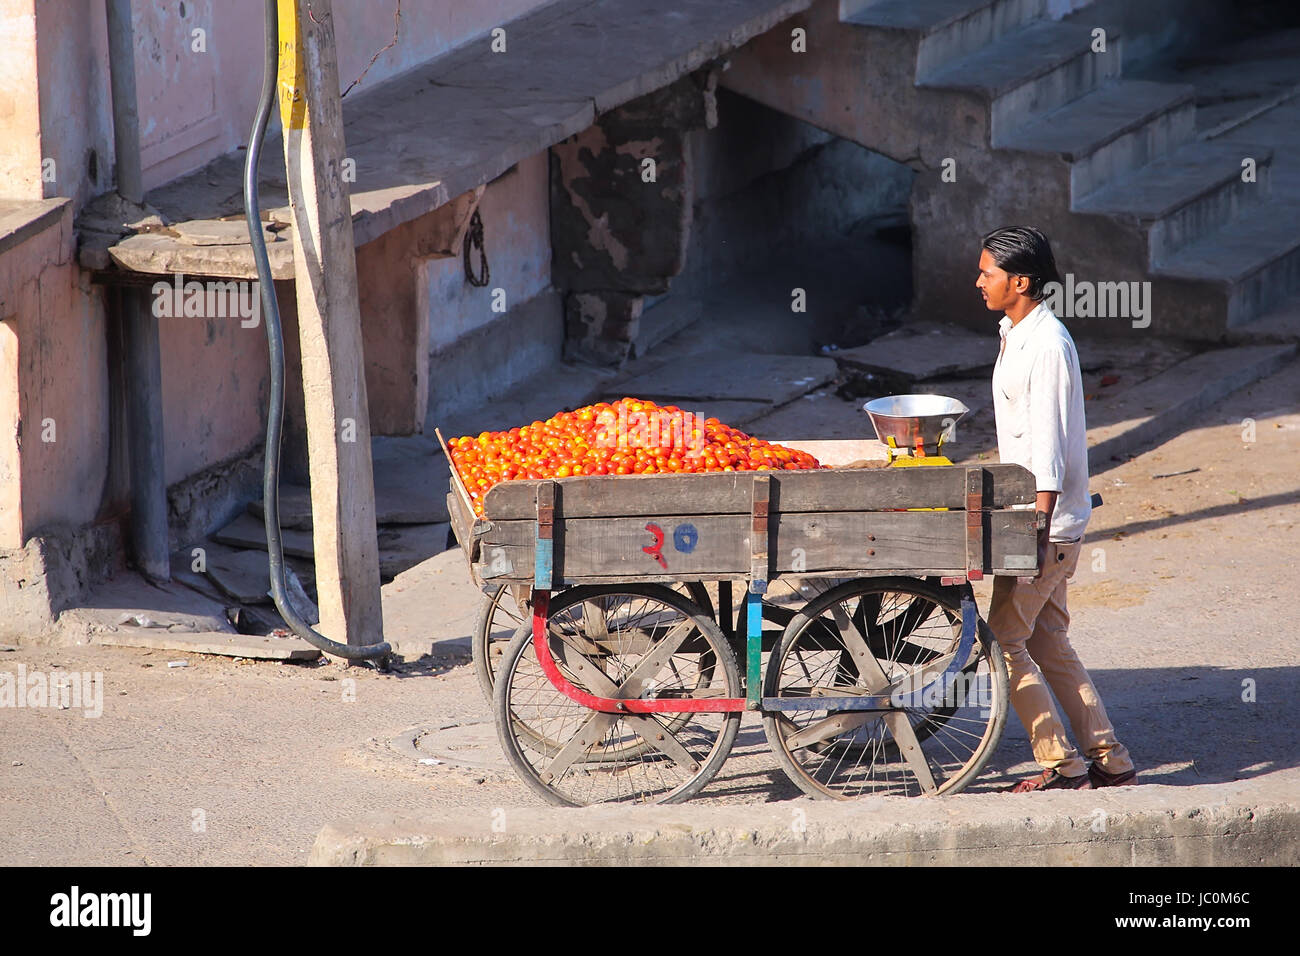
left=477, top=585, right=526, bottom=692
left=496, top=586, right=740, bottom=806
left=764, top=580, right=1006, bottom=799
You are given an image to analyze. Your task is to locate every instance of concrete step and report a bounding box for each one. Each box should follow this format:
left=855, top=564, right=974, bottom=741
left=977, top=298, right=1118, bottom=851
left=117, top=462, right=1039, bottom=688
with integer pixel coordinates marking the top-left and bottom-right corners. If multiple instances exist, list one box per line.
left=1225, top=292, right=1300, bottom=344
left=1153, top=202, right=1300, bottom=327
left=1210, top=98, right=1300, bottom=195
left=998, top=80, right=1196, bottom=197
left=1086, top=343, right=1298, bottom=472
left=920, top=20, right=1121, bottom=143
left=842, top=0, right=1049, bottom=80
left=633, top=295, right=704, bottom=359
left=212, top=512, right=452, bottom=583
left=1074, top=140, right=1274, bottom=264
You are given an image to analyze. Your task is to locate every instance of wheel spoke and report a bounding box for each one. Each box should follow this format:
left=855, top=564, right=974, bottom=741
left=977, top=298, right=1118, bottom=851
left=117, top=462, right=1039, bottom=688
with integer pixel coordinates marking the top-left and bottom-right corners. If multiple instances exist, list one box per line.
left=621, top=716, right=699, bottom=772
left=786, top=710, right=875, bottom=751
left=882, top=711, right=936, bottom=793
left=581, top=600, right=609, bottom=642
left=619, top=619, right=696, bottom=697
left=541, top=711, right=621, bottom=782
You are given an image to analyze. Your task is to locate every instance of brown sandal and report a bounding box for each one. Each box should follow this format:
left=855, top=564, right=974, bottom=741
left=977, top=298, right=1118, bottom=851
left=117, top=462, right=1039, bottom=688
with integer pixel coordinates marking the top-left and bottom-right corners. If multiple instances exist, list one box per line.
left=1002, top=768, right=1094, bottom=793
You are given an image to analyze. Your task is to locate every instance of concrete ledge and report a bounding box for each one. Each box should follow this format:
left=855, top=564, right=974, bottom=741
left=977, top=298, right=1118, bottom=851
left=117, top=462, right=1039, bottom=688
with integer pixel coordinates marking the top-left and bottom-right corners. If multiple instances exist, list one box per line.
left=309, top=777, right=1300, bottom=866
left=0, top=198, right=70, bottom=257
left=1087, top=343, right=1297, bottom=473
left=93, top=628, right=319, bottom=661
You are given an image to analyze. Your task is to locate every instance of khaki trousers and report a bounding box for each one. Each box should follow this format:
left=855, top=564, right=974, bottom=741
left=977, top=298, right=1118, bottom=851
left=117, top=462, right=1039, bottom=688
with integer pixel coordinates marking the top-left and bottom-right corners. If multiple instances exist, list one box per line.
left=986, top=540, right=1133, bottom=778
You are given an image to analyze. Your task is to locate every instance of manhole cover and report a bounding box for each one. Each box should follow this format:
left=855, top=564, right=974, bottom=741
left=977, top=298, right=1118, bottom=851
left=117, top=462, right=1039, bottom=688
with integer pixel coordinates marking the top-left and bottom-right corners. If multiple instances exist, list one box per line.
left=389, top=721, right=509, bottom=772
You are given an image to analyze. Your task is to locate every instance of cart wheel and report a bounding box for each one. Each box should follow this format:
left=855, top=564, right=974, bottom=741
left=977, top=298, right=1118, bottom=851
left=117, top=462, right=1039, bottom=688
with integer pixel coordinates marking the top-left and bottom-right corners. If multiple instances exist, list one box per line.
left=763, top=577, right=1008, bottom=799
left=471, top=584, right=529, bottom=701
left=473, top=581, right=715, bottom=702
left=495, top=584, right=741, bottom=807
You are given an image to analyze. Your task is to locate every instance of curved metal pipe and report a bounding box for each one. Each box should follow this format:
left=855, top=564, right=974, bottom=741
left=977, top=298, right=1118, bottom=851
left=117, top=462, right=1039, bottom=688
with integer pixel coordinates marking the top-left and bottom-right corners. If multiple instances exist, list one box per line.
left=243, top=0, right=390, bottom=662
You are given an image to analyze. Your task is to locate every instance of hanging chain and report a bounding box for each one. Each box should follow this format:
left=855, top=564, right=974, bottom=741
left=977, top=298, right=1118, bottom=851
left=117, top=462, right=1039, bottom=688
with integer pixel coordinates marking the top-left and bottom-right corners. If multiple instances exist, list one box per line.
left=463, top=207, right=490, bottom=287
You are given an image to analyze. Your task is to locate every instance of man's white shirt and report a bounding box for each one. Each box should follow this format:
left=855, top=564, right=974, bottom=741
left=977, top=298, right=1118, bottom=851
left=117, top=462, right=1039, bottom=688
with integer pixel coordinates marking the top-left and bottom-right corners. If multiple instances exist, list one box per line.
left=992, top=301, right=1091, bottom=542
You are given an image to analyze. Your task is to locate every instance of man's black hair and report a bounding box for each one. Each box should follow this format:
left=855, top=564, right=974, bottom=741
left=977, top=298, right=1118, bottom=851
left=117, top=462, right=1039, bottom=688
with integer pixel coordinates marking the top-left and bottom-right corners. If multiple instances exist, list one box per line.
left=981, top=226, right=1062, bottom=301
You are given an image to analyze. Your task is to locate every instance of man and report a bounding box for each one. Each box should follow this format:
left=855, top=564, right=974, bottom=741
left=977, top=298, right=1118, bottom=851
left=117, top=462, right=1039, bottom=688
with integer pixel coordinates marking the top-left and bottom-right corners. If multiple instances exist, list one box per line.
left=975, top=226, right=1137, bottom=793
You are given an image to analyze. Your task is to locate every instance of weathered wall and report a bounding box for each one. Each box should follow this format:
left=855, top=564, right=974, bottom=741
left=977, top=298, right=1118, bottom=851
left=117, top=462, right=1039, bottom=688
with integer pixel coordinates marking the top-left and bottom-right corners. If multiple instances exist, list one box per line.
left=11, top=0, right=553, bottom=209
left=0, top=314, right=18, bottom=545
left=0, top=0, right=44, bottom=200
left=356, top=186, right=482, bottom=435
left=32, top=0, right=114, bottom=208
left=550, top=71, right=719, bottom=365
left=0, top=203, right=108, bottom=547
left=422, top=149, right=556, bottom=427
left=157, top=293, right=269, bottom=488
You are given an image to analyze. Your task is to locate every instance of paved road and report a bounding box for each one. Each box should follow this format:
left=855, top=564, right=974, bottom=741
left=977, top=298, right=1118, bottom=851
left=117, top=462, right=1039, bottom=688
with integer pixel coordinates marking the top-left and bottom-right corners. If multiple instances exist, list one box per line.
left=2, top=357, right=1296, bottom=865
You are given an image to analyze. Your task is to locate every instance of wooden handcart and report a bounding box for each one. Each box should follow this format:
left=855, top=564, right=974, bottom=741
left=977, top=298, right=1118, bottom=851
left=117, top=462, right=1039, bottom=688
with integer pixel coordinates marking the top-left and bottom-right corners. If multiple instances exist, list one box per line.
left=443, top=433, right=1039, bottom=806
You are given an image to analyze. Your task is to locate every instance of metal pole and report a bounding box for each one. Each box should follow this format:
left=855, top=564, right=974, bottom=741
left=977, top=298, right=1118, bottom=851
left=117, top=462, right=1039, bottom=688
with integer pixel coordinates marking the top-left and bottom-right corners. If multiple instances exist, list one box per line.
left=120, top=285, right=170, bottom=582
left=105, top=0, right=143, bottom=204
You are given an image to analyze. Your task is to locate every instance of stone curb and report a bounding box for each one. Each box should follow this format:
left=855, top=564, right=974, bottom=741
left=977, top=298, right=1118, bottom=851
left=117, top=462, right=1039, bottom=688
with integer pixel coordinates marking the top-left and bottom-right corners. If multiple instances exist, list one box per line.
left=309, top=777, right=1300, bottom=866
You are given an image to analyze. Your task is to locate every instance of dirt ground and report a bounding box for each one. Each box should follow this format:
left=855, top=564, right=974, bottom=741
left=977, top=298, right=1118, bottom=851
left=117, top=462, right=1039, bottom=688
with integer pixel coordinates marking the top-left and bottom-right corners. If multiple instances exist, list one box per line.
left=2, top=355, right=1296, bottom=866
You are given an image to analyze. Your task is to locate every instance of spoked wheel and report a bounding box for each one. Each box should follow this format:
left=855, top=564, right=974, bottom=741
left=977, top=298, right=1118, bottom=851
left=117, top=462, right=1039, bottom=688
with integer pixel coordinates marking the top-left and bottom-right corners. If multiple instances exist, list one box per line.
left=472, top=584, right=530, bottom=700
left=495, top=584, right=741, bottom=807
left=473, top=581, right=713, bottom=701
left=763, top=577, right=1008, bottom=800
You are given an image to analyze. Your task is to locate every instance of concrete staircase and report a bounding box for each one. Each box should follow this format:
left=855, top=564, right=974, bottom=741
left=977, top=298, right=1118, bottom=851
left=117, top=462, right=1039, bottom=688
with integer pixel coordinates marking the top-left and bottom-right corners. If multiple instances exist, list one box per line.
left=722, top=0, right=1300, bottom=339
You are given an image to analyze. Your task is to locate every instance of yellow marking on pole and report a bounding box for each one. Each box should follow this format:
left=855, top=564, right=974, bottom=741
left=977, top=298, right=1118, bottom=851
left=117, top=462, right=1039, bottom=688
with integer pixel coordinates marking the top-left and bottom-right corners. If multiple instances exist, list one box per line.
left=277, top=0, right=307, bottom=130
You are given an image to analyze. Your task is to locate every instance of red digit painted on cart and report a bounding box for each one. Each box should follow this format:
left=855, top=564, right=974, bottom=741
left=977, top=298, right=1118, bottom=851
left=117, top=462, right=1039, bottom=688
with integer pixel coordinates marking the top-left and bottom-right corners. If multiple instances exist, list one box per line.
left=643, top=522, right=667, bottom=568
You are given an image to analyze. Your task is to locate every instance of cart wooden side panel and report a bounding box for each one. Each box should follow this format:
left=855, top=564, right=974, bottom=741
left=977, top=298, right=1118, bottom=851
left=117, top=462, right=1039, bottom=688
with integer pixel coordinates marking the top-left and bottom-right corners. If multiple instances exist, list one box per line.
left=479, top=463, right=1034, bottom=518
left=473, top=509, right=1035, bottom=583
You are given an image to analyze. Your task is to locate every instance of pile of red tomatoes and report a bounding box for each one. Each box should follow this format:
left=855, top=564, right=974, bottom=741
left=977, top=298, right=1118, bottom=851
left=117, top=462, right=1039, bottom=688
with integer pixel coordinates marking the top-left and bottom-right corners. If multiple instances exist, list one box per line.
left=448, top=398, right=823, bottom=516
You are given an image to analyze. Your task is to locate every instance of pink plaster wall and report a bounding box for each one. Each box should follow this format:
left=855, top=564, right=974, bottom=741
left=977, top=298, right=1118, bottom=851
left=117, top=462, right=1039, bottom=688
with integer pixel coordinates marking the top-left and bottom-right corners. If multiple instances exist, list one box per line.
left=32, top=0, right=114, bottom=208
left=0, top=314, right=18, bottom=546
left=13, top=0, right=552, bottom=208
left=0, top=0, right=558, bottom=548
left=157, top=296, right=269, bottom=486
left=0, top=203, right=109, bottom=546
left=0, top=0, right=44, bottom=200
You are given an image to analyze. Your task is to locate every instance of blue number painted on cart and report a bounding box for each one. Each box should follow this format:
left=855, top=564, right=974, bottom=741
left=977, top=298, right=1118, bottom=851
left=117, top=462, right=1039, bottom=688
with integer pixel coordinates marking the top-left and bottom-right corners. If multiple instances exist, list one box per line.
left=673, top=523, right=699, bottom=553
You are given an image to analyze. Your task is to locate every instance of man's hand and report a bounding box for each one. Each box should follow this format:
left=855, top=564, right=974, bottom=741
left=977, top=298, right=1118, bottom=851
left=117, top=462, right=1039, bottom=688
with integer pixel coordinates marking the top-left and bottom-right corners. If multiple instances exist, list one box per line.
left=1035, top=528, right=1052, bottom=580
left=1034, top=490, right=1059, bottom=580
